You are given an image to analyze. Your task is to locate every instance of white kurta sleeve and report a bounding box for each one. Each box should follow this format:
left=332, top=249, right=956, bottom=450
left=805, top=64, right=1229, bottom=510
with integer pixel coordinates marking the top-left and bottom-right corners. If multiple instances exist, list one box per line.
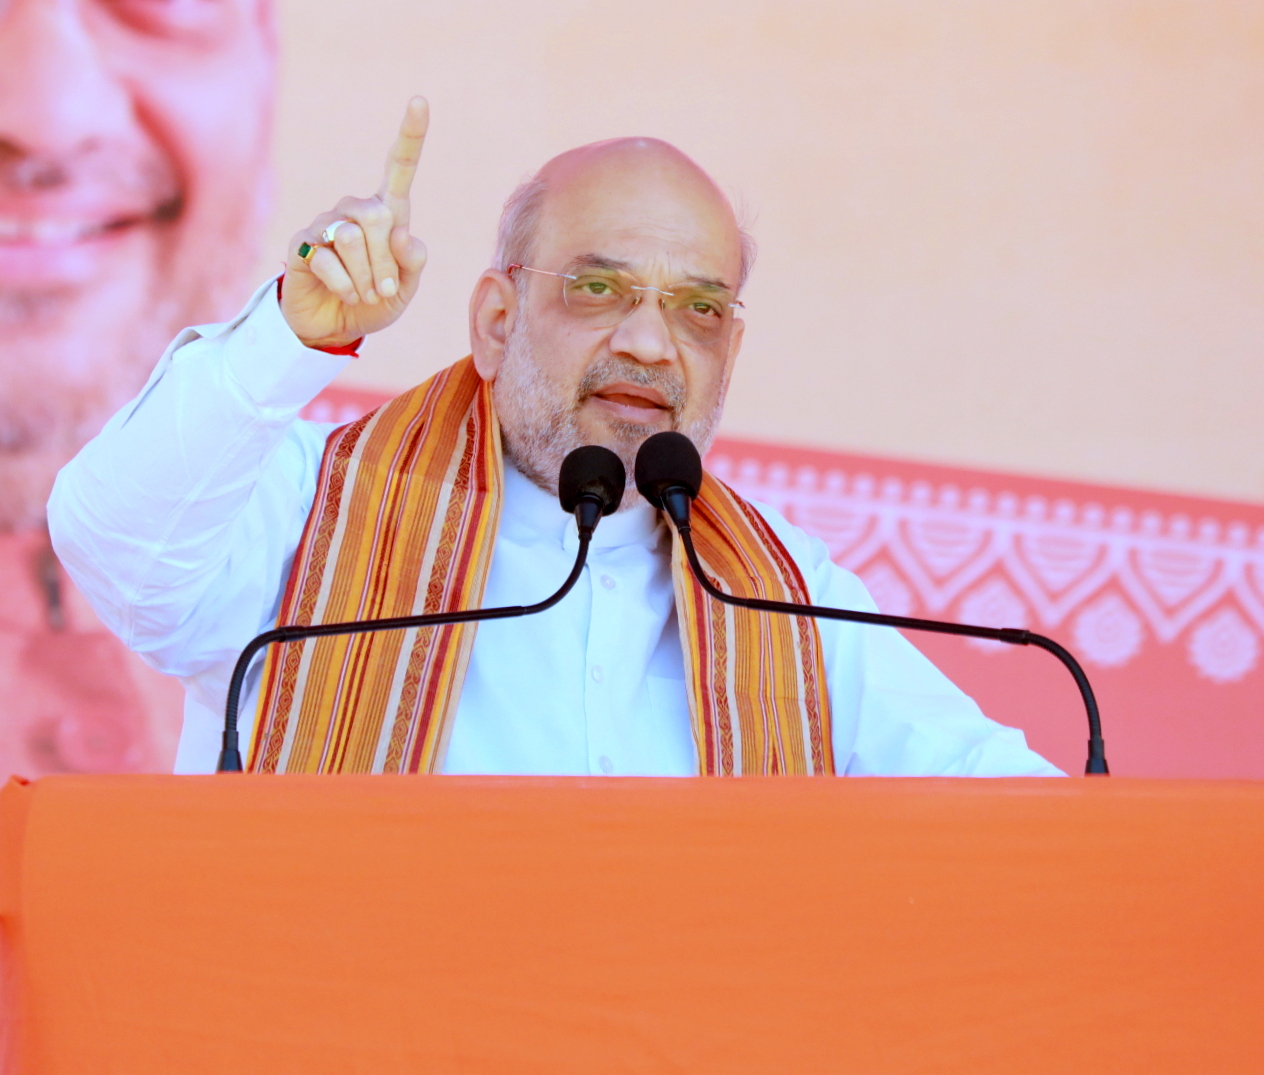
left=47, top=279, right=346, bottom=694
left=751, top=502, right=1064, bottom=776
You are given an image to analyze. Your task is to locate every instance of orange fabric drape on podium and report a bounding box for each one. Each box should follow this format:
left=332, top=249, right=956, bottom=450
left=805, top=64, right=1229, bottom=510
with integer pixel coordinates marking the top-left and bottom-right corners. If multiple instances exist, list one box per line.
left=1, top=775, right=1262, bottom=1073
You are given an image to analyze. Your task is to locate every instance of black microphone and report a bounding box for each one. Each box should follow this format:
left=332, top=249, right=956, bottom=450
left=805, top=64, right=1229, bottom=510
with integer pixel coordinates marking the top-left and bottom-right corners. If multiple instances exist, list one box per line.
left=635, top=431, right=1109, bottom=776
left=217, top=444, right=626, bottom=772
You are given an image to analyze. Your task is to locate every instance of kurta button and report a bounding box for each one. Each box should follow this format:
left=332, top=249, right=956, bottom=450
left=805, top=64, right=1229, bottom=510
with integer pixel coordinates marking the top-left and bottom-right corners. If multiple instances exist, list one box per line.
left=598, top=755, right=614, bottom=774
left=600, top=574, right=616, bottom=590
left=591, top=665, right=604, bottom=683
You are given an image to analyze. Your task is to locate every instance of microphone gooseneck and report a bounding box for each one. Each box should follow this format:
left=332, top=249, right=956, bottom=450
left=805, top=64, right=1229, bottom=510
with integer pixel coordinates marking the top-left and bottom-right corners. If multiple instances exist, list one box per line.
left=634, top=431, right=1109, bottom=776
left=217, top=444, right=627, bottom=773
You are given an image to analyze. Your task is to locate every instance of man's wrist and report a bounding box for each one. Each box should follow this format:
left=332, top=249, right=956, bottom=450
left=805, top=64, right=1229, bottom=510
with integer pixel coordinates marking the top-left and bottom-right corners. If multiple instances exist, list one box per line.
left=275, top=277, right=363, bottom=356
left=223, top=280, right=352, bottom=410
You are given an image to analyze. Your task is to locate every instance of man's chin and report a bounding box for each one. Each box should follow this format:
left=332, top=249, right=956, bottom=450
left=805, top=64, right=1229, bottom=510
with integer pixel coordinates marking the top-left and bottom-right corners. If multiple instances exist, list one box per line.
left=0, top=288, right=77, bottom=332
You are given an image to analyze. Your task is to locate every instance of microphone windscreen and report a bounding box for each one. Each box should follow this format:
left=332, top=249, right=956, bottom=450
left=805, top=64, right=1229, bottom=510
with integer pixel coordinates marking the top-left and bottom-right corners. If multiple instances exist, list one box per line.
left=558, top=445, right=626, bottom=517
left=634, top=431, right=703, bottom=508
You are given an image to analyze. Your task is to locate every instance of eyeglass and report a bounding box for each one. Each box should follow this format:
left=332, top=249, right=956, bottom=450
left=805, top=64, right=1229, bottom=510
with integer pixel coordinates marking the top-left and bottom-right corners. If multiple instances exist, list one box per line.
left=508, top=263, right=744, bottom=347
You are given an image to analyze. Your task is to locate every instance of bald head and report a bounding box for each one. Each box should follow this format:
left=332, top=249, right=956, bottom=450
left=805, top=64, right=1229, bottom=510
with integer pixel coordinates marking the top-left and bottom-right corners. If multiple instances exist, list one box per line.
left=495, top=138, right=753, bottom=291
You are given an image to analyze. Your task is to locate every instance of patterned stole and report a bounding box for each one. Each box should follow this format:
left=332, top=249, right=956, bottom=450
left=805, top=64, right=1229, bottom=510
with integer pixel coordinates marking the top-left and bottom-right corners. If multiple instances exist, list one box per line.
left=249, top=357, right=833, bottom=775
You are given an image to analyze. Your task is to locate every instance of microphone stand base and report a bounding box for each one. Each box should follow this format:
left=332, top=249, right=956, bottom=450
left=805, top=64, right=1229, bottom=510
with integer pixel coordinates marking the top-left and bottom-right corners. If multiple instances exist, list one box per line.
left=218, top=738, right=244, bottom=773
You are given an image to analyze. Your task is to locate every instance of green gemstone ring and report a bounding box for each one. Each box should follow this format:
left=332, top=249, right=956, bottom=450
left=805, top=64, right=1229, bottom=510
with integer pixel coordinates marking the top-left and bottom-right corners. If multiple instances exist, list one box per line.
left=297, top=241, right=316, bottom=263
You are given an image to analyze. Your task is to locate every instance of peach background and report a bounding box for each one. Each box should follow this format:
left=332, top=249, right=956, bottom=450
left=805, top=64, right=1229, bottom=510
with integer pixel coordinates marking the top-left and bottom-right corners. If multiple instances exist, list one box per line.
left=262, top=0, right=1264, bottom=505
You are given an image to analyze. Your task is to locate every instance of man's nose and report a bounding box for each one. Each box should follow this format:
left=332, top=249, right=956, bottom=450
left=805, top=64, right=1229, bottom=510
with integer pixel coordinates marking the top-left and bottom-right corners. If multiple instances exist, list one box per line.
left=607, top=296, right=680, bottom=367
left=0, top=0, right=136, bottom=162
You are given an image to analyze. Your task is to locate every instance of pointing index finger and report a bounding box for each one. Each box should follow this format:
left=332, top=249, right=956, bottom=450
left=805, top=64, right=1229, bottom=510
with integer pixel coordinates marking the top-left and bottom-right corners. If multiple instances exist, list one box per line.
left=379, top=96, right=429, bottom=222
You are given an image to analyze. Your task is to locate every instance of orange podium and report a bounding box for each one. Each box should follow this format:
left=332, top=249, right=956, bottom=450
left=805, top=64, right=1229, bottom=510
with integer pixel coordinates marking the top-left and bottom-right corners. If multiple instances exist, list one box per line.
left=1, top=774, right=1261, bottom=1073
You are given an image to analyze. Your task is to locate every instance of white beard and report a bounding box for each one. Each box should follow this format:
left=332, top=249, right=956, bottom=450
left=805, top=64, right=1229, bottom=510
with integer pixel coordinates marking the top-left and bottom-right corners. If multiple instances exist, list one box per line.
left=492, top=310, right=723, bottom=511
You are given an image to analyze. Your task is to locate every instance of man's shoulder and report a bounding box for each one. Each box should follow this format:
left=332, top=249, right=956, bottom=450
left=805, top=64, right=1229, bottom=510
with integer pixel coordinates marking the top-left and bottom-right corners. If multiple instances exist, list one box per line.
left=740, top=495, right=814, bottom=562
left=736, top=492, right=875, bottom=611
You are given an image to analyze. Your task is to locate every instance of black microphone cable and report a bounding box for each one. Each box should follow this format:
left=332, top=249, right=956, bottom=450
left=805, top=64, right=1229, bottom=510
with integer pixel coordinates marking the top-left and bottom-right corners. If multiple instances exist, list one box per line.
left=635, top=431, right=1109, bottom=776
left=217, top=444, right=626, bottom=772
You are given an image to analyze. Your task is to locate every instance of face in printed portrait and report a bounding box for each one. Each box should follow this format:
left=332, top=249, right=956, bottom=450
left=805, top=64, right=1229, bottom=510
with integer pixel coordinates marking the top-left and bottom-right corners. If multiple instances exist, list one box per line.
left=0, top=0, right=277, bottom=531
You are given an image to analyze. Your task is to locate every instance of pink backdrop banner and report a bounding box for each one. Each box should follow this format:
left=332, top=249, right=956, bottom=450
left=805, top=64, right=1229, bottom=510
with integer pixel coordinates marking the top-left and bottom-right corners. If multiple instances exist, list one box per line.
left=307, top=386, right=1264, bottom=779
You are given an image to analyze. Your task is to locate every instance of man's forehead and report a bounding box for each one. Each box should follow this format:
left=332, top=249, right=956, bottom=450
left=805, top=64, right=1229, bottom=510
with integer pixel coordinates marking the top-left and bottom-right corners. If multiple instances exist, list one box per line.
left=532, top=139, right=742, bottom=279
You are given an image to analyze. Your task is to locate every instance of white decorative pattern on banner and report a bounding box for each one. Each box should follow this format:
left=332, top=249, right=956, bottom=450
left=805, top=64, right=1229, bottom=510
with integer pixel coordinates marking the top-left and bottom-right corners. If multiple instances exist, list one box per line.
left=1188, top=608, right=1259, bottom=683
left=858, top=563, right=914, bottom=618
left=1072, top=594, right=1145, bottom=668
left=714, top=454, right=1264, bottom=683
left=959, top=578, right=1029, bottom=653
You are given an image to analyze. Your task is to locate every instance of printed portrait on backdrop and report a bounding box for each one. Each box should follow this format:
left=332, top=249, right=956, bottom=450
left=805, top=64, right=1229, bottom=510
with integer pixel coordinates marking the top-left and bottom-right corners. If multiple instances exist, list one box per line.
left=0, top=0, right=276, bottom=776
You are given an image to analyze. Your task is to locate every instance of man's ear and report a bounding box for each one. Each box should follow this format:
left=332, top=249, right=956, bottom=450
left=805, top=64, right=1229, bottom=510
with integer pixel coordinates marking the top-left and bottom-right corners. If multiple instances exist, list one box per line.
left=469, top=270, right=518, bottom=381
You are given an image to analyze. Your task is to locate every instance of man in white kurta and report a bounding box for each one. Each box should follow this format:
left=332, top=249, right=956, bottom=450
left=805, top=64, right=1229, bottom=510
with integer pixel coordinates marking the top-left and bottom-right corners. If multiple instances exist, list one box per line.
left=48, top=101, right=1060, bottom=778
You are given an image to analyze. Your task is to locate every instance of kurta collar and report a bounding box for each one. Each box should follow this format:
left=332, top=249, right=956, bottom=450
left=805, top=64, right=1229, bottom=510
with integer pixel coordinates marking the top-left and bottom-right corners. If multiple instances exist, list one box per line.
left=501, top=459, right=664, bottom=551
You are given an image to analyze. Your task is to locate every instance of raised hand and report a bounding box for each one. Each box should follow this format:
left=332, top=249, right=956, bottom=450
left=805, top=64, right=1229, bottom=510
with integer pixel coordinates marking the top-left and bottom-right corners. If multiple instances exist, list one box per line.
left=280, top=97, right=430, bottom=349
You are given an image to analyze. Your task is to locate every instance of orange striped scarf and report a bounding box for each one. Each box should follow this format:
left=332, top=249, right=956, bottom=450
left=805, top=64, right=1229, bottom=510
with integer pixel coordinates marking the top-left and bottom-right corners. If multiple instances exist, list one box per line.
left=249, top=357, right=833, bottom=775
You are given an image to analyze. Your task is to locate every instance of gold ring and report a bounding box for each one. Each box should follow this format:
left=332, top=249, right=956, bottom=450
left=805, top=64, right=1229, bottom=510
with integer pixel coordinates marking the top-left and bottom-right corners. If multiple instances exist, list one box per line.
left=297, top=240, right=317, bottom=263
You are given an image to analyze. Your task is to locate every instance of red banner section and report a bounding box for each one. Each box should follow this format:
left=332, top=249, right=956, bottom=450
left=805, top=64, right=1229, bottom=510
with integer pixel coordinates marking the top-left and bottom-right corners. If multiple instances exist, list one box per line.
left=709, top=440, right=1264, bottom=779
left=307, top=387, right=1264, bottom=778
